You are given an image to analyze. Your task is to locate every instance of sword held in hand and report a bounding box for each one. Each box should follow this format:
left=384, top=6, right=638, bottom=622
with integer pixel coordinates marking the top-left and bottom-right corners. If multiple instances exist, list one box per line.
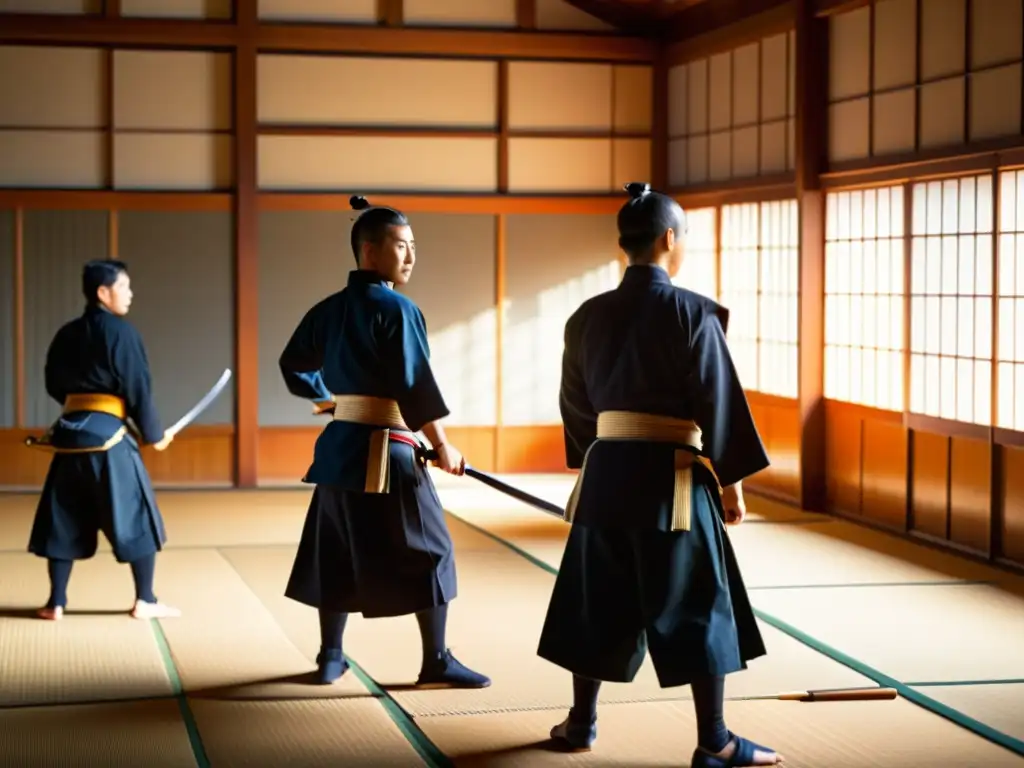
left=418, top=448, right=566, bottom=519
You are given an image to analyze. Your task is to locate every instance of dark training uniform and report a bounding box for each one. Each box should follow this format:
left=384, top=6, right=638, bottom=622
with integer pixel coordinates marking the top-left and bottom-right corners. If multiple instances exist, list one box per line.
left=279, top=269, right=457, bottom=619
left=28, top=305, right=167, bottom=565
left=537, top=264, right=769, bottom=688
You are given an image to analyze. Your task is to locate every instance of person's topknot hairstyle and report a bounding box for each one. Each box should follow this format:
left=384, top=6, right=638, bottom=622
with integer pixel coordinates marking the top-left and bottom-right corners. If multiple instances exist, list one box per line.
left=348, top=194, right=409, bottom=265
left=616, top=181, right=686, bottom=263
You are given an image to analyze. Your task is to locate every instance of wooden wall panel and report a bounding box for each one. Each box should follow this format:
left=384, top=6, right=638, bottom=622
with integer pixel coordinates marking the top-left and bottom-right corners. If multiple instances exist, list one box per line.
left=1002, top=445, right=1024, bottom=565
left=824, top=402, right=863, bottom=515
left=667, top=31, right=795, bottom=188
left=861, top=419, right=909, bottom=529
left=257, top=56, right=498, bottom=127
left=949, top=436, right=991, bottom=553
left=0, top=427, right=233, bottom=488
left=497, top=425, right=569, bottom=474
left=256, top=0, right=377, bottom=23
left=403, top=0, right=517, bottom=27
left=910, top=430, right=949, bottom=540
left=257, top=135, right=499, bottom=192
left=746, top=396, right=802, bottom=503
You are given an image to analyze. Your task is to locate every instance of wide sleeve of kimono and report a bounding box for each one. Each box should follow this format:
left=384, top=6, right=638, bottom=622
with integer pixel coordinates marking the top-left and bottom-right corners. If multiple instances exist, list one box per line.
left=279, top=302, right=332, bottom=403
left=112, top=322, right=164, bottom=445
left=387, top=303, right=449, bottom=433
left=559, top=310, right=597, bottom=469
left=685, top=309, right=769, bottom=488
left=43, top=326, right=70, bottom=405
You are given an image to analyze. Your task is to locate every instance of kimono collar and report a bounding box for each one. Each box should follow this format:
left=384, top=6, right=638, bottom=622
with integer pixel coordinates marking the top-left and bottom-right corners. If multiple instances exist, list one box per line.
left=347, top=269, right=391, bottom=289
left=620, top=263, right=672, bottom=287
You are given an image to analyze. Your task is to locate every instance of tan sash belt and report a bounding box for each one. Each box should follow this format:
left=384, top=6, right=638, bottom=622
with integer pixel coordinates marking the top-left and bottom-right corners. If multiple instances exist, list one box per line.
left=63, top=393, right=126, bottom=420
left=564, top=411, right=718, bottom=532
left=331, top=395, right=411, bottom=494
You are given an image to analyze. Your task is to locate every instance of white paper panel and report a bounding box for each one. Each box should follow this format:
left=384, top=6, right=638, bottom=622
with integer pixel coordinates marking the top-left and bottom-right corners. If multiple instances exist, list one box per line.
left=259, top=56, right=498, bottom=128
left=919, top=76, right=965, bottom=147
left=403, top=0, right=516, bottom=27
left=970, top=63, right=1022, bottom=141
left=874, top=0, right=917, bottom=90
left=257, top=0, right=376, bottom=22
left=0, top=130, right=103, bottom=187
left=830, top=7, right=870, bottom=100
left=921, top=0, right=967, bottom=80
left=114, top=133, right=233, bottom=190
left=829, top=97, right=870, bottom=161
left=259, top=135, right=499, bottom=191
left=114, top=51, right=231, bottom=130
left=0, top=46, right=104, bottom=128
left=508, top=62, right=612, bottom=131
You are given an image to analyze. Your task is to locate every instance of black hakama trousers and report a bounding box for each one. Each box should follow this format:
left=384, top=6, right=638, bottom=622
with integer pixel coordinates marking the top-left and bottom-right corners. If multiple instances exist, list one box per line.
left=537, top=480, right=766, bottom=688
left=28, top=437, right=167, bottom=564
left=285, top=442, right=457, bottom=619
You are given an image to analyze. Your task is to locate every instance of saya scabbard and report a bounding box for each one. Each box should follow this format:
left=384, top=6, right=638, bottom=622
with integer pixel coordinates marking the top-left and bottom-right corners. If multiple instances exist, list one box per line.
left=735, top=687, right=899, bottom=702
left=420, top=449, right=566, bottom=519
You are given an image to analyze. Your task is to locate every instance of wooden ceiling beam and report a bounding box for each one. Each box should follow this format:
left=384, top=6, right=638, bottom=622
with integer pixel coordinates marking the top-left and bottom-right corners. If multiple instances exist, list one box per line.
left=0, top=13, right=656, bottom=62
left=664, top=0, right=792, bottom=41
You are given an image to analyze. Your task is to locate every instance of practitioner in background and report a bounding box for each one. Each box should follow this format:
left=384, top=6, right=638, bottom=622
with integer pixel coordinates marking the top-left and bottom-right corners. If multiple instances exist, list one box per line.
left=537, top=183, right=783, bottom=766
left=278, top=195, right=490, bottom=689
left=28, top=260, right=181, bottom=622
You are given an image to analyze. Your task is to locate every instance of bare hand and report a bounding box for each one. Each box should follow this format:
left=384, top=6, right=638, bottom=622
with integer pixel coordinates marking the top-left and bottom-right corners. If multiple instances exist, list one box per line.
left=433, top=443, right=465, bottom=476
left=721, top=485, right=745, bottom=525
left=153, top=432, right=174, bottom=452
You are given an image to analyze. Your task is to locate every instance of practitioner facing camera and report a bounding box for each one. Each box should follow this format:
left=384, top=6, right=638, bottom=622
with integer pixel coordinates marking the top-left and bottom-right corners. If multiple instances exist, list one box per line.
left=28, top=259, right=181, bottom=623
left=278, top=194, right=491, bottom=690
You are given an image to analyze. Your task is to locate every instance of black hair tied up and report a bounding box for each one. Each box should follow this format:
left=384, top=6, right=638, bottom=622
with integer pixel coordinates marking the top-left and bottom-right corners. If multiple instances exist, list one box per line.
left=624, top=182, right=651, bottom=200
left=349, top=195, right=371, bottom=211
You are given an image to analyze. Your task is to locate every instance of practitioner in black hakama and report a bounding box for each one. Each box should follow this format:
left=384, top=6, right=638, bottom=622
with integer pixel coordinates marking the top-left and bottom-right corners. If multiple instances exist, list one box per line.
left=27, top=260, right=181, bottom=622
left=279, top=195, right=490, bottom=689
left=537, top=184, right=784, bottom=766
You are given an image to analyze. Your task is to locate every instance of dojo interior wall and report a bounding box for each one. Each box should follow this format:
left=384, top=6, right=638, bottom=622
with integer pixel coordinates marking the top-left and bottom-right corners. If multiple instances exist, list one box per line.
left=665, top=0, right=1024, bottom=570
left=0, top=0, right=650, bottom=489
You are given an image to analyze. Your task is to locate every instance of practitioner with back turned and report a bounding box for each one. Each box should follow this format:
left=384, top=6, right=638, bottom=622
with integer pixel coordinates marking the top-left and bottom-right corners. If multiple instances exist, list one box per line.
left=278, top=195, right=491, bottom=689
left=538, top=183, right=784, bottom=766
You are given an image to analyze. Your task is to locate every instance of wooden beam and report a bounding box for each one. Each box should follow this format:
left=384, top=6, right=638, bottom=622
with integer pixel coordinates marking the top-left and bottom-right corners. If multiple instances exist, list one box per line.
left=666, top=1, right=794, bottom=65
left=665, top=0, right=793, bottom=44
left=258, top=194, right=631, bottom=214
left=0, top=191, right=231, bottom=211
left=0, top=13, right=654, bottom=62
left=255, top=24, right=655, bottom=61
left=813, top=0, right=870, bottom=17
left=516, top=0, right=537, bottom=30
left=794, top=0, right=829, bottom=513
left=0, top=14, right=237, bottom=47
left=378, top=0, right=403, bottom=27
left=234, top=0, right=259, bottom=488
left=13, top=209, right=24, bottom=430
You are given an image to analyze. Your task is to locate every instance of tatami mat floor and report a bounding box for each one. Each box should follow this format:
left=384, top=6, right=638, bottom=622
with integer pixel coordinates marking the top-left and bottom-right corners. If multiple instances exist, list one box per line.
left=0, top=472, right=1022, bottom=766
